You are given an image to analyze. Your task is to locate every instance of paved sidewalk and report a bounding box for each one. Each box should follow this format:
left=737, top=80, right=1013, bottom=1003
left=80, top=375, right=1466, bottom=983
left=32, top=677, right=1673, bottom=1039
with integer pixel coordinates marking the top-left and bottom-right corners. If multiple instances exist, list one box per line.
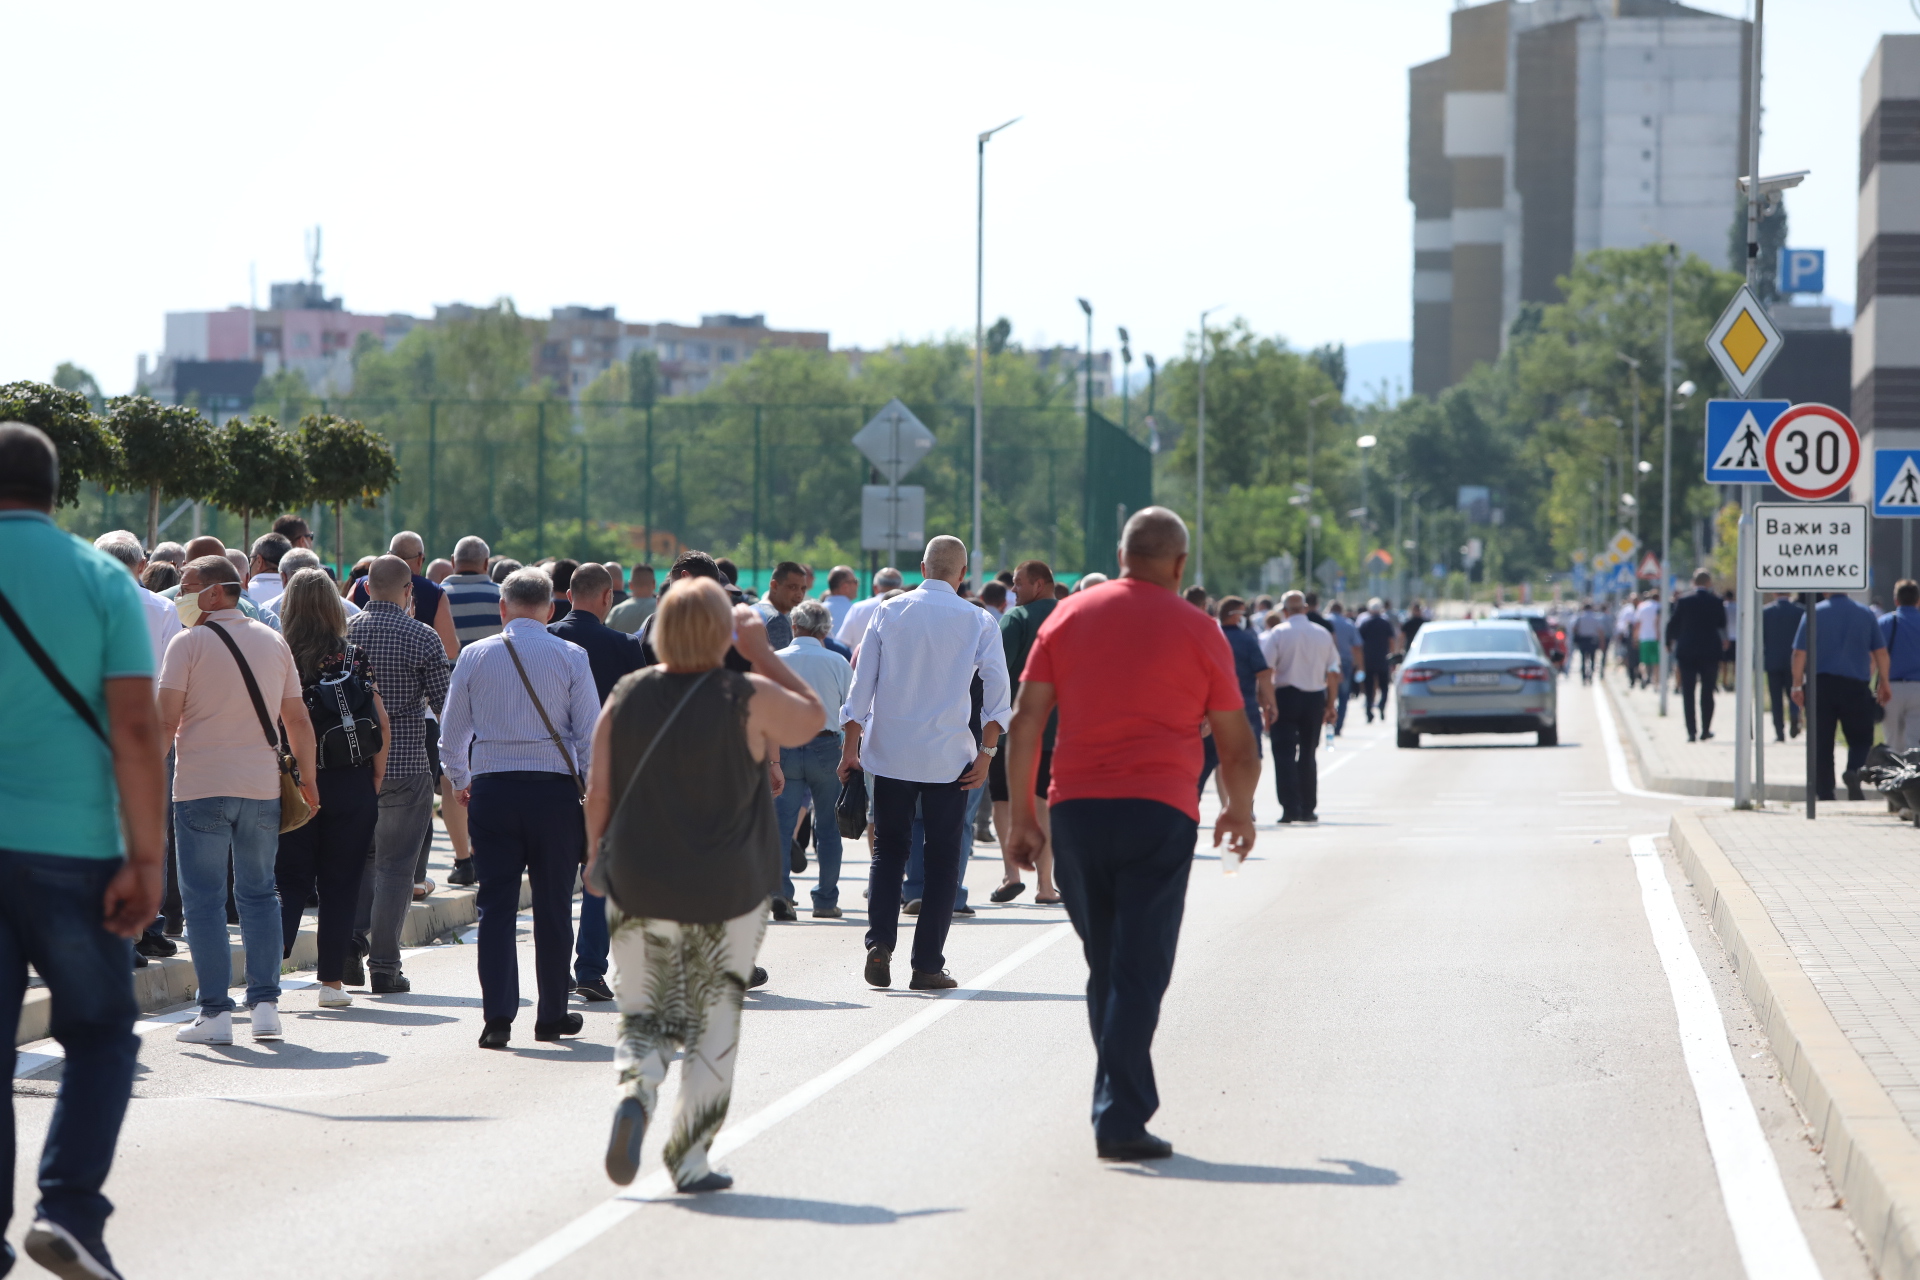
left=1606, top=669, right=1808, bottom=801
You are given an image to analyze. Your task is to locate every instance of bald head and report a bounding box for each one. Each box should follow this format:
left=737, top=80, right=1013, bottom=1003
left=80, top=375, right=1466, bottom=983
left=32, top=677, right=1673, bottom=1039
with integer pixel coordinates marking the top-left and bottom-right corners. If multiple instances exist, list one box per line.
left=367, top=554, right=413, bottom=601
left=921, top=535, right=968, bottom=586
left=184, top=536, right=225, bottom=561
left=1121, top=507, right=1189, bottom=561
left=389, top=531, right=425, bottom=565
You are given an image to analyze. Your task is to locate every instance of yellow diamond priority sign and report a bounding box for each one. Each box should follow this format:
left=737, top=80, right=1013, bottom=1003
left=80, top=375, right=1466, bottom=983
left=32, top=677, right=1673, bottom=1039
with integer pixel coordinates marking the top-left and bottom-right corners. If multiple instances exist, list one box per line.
left=1706, top=284, right=1783, bottom=396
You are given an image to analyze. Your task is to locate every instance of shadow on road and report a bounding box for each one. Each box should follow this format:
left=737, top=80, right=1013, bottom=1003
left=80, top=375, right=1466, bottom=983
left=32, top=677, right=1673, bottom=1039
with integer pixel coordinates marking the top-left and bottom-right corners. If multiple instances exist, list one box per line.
left=649, top=1194, right=959, bottom=1225
left=218, top=1097, right=484, bottom=1123
left=1113, top=1156, right=1400, bottom=1186
left=743, top=994, right=868, bottom=1011
left=183, top=1045, right=388, bottom=1070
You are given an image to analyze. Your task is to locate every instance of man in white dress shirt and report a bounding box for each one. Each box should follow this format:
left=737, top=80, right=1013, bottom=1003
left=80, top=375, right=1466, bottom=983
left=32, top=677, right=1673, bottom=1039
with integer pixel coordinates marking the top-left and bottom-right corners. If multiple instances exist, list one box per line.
left=1257, top=591, right=1342, bottom=824
left=838, top=537, right=1010, bottom=991
left=91, top=532, right=180, bottom=667
left=833, top=566, right=905, bottom=649
left=242, top=532, right=293, bottom=607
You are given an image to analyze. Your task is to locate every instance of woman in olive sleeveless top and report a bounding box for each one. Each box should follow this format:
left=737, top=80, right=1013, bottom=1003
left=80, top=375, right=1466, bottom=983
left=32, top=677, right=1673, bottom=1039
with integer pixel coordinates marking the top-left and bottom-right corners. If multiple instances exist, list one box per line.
left=583, top=577, right=825, bottom=1192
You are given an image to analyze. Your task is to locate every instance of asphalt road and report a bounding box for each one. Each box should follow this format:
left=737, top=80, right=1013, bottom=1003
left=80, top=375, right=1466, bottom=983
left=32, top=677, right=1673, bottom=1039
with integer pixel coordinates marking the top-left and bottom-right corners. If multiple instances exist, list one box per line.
left=8, top=679, right=1874, bottom=1279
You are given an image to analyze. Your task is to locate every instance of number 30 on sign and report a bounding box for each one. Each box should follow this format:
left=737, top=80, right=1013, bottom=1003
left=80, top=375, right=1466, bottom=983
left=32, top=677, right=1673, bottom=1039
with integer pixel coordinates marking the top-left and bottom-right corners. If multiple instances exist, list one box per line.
left=1763, top=403, right=1860, bottom=501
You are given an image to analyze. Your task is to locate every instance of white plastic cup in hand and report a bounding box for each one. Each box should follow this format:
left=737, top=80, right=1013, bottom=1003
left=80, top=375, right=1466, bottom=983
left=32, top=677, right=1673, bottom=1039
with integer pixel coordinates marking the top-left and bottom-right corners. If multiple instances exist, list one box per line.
left=1221, top=847, right=1243, bottom=876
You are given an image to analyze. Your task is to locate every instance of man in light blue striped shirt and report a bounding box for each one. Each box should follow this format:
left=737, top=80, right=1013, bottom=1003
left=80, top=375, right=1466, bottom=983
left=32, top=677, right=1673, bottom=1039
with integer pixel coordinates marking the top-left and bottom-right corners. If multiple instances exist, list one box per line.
left=440, top=566, right=599, bottom=1049
left=442, top=536, right=503, bottom=652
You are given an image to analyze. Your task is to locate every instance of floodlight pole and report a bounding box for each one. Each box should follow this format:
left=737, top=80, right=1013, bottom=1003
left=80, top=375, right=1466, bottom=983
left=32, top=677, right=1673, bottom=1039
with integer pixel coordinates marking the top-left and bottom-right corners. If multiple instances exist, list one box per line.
left=1734, top=0, right=1764, bottom=809
left=973, top=116, right=1019, bottom=589
left=1659, top=245, right=1676, bottom=719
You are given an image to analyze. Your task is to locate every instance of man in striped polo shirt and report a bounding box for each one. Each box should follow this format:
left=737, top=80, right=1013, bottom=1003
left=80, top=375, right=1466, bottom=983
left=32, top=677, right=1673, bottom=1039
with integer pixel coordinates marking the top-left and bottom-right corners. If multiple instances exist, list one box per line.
left=439, top=536, right=502, bottom=886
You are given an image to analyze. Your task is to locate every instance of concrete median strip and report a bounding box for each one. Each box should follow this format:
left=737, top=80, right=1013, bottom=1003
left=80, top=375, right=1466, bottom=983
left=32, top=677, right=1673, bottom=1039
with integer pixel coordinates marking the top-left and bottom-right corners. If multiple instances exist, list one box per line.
left=1669, top=809, right=1920, bottom=1280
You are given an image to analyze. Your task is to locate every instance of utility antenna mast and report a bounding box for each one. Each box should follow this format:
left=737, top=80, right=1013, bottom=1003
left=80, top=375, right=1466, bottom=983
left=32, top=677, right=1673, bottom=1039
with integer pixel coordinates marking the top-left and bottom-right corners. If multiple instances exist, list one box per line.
left=305, top=226, right=323, bottom=289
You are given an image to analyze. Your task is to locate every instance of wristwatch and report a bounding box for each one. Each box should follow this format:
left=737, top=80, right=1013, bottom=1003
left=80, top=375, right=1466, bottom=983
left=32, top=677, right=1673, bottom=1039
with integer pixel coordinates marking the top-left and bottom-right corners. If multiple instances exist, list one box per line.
left=981, top=745, right=999, bottom=757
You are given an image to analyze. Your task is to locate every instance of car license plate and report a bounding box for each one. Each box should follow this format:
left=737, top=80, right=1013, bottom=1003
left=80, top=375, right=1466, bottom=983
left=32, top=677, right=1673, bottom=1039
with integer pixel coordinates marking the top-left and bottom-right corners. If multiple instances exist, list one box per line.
left=1454, top=673, right=1501, bottom=686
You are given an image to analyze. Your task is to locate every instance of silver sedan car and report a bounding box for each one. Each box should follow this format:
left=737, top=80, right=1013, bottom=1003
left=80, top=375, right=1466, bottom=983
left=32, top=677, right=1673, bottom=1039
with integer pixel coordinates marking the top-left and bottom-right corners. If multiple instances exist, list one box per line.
left=1396, top=619, right=1558, bottom=748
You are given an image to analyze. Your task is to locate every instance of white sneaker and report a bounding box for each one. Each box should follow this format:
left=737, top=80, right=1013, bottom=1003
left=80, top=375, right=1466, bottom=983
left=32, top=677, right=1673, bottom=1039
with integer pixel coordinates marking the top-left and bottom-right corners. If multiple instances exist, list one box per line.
left=251, top=1001, right=282, bottom=1040
left=176, top=1011, right=232, bottom=1044
left=317, top=985, right=352, bottom=1008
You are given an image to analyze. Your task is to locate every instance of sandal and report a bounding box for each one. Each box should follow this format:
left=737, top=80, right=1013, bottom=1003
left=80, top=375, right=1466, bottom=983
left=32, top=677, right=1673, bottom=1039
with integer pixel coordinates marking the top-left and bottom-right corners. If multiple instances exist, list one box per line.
left=1035, top=894, right=1065, bottom=906
left=989, top=881, right=1027, bottom=904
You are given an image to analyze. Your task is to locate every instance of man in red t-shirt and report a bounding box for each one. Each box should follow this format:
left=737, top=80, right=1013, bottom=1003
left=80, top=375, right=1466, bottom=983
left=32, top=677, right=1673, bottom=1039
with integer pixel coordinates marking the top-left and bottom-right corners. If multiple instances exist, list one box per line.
left=1006, top=507, right=1257, bottom=1162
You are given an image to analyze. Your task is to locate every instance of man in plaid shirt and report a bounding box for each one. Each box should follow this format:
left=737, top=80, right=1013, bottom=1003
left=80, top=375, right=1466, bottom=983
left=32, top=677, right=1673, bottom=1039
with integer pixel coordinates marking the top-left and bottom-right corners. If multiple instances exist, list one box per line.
left=348, top=556, right=450, bottom=993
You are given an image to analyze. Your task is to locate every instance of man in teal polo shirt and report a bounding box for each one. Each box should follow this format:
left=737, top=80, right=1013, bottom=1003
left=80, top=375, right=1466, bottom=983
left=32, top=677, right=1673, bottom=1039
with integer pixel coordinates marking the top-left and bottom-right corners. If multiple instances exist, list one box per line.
left=0, top=423, right=166, bottom=1280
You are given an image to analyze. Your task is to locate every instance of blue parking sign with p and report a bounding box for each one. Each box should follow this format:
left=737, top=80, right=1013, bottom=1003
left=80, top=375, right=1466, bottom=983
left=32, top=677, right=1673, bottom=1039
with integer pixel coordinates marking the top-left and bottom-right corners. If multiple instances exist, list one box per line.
left=1876, top=449, right=1920, bottom=517
left=1778, top=248, right=1825, bottom=296
left=1704, top=399, right=1789, bottom=483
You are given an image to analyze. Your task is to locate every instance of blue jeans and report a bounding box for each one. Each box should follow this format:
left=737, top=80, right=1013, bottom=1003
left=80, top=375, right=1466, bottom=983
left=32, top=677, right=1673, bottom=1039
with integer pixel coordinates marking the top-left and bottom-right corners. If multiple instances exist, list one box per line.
left=902, top=785, right=981, bottom=910
left=0, top=848, right=140, bottom=1247
left=174, top=796, right=283, bottom=1014
left=1049, top=799, right=1198, bottom=1144
left=576, top=889, right=609, bottom=984
left=1334, top=669, right=1353, bottom=733
left=777, top=738, right=846, bottom=907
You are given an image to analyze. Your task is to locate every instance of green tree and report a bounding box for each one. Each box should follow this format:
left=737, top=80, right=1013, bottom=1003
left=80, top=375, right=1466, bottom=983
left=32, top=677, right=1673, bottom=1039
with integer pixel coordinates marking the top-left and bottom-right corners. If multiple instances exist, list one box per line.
left=51, top=363, right=102, bottom=404
left=0, top=381, right=119, bottom=508
left=298, top=413, right=399, bottom=568
left=106, top=396, right=220, bottom=547
left=209, top=414, right=311, bottom=551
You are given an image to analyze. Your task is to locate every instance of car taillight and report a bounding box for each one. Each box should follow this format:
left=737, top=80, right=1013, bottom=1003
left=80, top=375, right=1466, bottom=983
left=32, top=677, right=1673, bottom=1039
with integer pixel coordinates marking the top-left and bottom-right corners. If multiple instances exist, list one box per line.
left=1510, top=665, right=1552, bottom=680
left=1553, top=629, right=1565, bottom=644
left=1401, top=668, right=1437, bottom=683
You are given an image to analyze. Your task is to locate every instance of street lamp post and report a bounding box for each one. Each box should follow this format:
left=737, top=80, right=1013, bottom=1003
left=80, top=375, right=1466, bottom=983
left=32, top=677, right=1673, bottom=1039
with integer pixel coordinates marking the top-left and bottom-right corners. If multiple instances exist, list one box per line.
left=1303, top=391, right=1333, bottom=596
left=1658, top=245, right=1678, bottom=719
left=973, top=115, right=1020, bottom=589
left=1118, top=327, right=1132, bottom=436
left=1196, top=305, right=1222, bottom=588
left=1618, top=351, right=1643, bottom=540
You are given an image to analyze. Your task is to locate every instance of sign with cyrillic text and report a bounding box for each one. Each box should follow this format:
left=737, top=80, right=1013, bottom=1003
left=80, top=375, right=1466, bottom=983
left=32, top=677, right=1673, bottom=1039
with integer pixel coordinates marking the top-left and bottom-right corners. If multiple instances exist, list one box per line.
left=1753, top=504, right=1867, bottom=591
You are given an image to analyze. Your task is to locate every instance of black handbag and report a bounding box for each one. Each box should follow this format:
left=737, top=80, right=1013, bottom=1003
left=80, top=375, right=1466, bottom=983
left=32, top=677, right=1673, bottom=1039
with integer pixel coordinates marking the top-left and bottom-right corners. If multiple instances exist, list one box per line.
left=835, top=767, right=869, bottom=840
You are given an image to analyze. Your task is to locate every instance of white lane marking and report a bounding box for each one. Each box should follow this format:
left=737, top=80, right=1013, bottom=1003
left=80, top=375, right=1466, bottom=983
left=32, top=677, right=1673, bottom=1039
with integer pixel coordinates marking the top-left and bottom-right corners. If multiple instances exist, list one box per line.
left=478, top=921, right=1077, bottom=1280
left=1316, top=739, right=1376, bottom=780
left=1628, top=834, right=1821, bottom=1280
left=1592, top=684, right=1730, bottom=806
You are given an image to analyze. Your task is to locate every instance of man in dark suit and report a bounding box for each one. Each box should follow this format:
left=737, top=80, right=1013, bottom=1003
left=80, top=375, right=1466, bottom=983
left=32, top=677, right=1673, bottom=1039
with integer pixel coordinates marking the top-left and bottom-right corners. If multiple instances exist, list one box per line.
left=1666, top=569, right=1730, bottom=742
left=547, top=562, right=645, bottom=1001
left=1762, top=593, right=1806, bottom=742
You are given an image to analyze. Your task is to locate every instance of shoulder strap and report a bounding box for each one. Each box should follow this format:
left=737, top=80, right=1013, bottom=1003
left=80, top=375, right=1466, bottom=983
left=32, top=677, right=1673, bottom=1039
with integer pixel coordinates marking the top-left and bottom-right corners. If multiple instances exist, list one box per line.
left=0, top=583, right=108, bottom=744
left=601, top=669, right=714, bottom=845
left=501, top=630, right=585, bottom=796
left=205, top=620, right=283, bottom=751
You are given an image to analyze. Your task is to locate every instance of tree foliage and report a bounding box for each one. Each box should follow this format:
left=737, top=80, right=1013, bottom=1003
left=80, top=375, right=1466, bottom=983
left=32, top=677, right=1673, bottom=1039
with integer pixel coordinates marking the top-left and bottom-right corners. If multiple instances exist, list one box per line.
left=209, top=414, right=311, bottom=548
left=106, top=396, right=220, bottom=545
left=51, top=363, right=102, bottom=403
left=298, top=412, right=399, bottom=562
left=0, top=381, right=119, bottom=507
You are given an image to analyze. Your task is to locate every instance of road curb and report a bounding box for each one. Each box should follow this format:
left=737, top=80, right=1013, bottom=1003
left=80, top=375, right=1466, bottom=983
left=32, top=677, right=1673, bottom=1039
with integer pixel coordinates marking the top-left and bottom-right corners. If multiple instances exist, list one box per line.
left=12, top=876, right=530, bottom=1048
left=1668, top=809, right=1920, bottom=1280
left=1601, top=677, right=1803, bottom=802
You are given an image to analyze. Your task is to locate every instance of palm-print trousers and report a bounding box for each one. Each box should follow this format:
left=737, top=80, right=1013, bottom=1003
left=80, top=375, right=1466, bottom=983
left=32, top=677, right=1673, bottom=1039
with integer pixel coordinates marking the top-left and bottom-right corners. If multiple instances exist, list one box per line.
left=607, top=899, right=767, bottom=1188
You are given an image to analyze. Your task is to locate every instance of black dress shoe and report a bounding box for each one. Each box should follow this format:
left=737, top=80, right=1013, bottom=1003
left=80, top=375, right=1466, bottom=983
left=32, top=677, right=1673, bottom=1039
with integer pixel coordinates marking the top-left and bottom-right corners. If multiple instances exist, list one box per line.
left=989, top=881, right=1026, bottom=904
left=535, top=1012, right=584, bottom=1041
left=1097, top=1132, right=1174, bottom=1161
left=447, top=859, right=477, bottom=887
left=903, top=899, right=922, bottom=916
left=770, top=898, right=797, bottom=922
left=676, top=1171, right=733, bottom=1193
left=952, top=904, right=976, bottom=917
left=371, top=971, right=410, bottom=994
left=133, top=951, right=147, bottom=969
left=606, top=1097, right=647, bottom=1185
left=575, top=978, right=615, bottom=1002
left=749, top=966, right=769, bottom=989
left=343, top=950, right=366, bottom=987
left=909, top=969, right=957, bottom=991
left=135, top=933, right=176, bottom=959
left=864, top=947, right=891, bottom=989
left=478, top=1019, right=512, bottom=1049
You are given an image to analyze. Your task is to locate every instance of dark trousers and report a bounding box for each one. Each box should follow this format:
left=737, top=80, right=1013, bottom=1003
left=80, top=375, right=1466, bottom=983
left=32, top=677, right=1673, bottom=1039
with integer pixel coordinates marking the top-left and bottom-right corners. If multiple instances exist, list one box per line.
left=275, top=765, right=377, bottom=983
left=1622, top=638, right=1641, bottom=685
left=1270, top=687, right=1327, bottom=820
left=142, top=748, right=183, bottom=940
left=1050, top=799, right=1197, bottom=1143
left=0, top=848, right=139, bottom=1244
left=1362, top=665, right=1390, bottom=718
left=866, top=772, right=966, bottom=975
left=1814, top=674, right=1877, bottom=801
left=468, top=772, right=583, bottom=1025
left=1677, top=658, right=1717, bottom=739
left=1767, top=668, right=1800, bottom=739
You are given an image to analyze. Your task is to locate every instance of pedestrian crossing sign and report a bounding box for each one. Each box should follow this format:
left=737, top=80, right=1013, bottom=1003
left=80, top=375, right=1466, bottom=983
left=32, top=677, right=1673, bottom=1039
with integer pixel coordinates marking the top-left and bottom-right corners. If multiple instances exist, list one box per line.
left=1703, top=399, right=1788, bottom=484
left=1875, top=448, right=1920, bottom=517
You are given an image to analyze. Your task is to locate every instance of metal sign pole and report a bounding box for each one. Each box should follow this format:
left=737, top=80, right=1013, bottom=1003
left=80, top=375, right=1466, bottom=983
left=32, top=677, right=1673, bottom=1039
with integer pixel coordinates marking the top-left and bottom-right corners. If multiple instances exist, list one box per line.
left=1804, top=590, right=1817, bottom=819
left=1732, top=0, right=1765, bottom=809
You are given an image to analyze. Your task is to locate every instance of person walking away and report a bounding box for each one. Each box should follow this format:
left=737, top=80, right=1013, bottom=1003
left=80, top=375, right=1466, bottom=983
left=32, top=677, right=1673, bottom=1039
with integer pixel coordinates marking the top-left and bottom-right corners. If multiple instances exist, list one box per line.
left=159, top=554, right=320, bottom=1043
left=821, top=564, right=860, bottom=634
left=990, top=560, right=1062, bottom=905
left=771, top=600, right=853, bottom=918
left=1666, top=570, right=1729, bottom=742
left=834, top=565, right=904, bottom=649
left=1402, top=600, right=1428, bottom=648
left=1721, top=590, right=1740, bottom=692
left=586, top=580, right=822, bottom=1191
left=243, top=532, right=293, bottom=607
left=1004, top=506, right=1257, bottom=1162
left=1356, top=597, right=1398, bottom=722
left=549, top=562, right=647, bottom=999
left=1325, top=601, right=1361, bottom=735
left=0, top=424, right=167, bottom=1280
left=346, top=555, right=450, bottom=993
left=1616, top=596, right=1640, bottom=686
left=755, top=560, right=806, bottom=651
left=439, top=536, right=504, bottom=886
left=1202, top=596, right=1274, bottom=797
left=1880, top=580, right=1920, bottom=752
left=276, top=568, right=388, bottom=1007
left=1571, top=601, right=1607, bottom=685
left=1762, top=592, right=1805, bottom=742
left=350, top=530, right=458, bottom=661
left=607, top=564, right=659, bottom=634
left=1791, top=591, right=1891, bottom=801
left=442, top=567, right=602, bottom=1048
left=1259, top=591, right=1343, bottom=823
left=1635, top=591, right=1661, bottom=687
left=838, top=536, right=1010, bottom=990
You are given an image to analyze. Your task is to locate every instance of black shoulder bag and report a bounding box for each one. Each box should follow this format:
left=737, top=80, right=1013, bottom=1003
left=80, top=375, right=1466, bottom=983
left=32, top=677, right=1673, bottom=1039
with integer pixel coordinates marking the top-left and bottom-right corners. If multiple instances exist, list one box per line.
left=0, top=584, right=107, bottom=743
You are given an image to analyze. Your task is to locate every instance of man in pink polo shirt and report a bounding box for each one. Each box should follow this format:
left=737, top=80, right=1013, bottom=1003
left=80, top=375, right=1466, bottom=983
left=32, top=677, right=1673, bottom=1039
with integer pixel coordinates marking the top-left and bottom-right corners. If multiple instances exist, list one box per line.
left=1006, top=507, right=1258, bottom=1163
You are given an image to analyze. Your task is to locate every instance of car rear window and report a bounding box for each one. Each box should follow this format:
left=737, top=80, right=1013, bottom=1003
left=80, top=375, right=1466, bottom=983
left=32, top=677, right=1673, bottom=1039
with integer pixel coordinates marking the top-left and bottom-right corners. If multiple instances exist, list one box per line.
left=1414, top=628, right=1537, bottom=656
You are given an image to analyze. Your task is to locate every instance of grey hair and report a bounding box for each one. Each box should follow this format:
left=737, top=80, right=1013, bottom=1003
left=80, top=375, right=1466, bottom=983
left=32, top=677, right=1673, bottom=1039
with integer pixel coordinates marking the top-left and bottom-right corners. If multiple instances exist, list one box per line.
left=92, top=531, right=144, bottom=567
left=453, top=535, right=490, bottom=568
left=149, top=541, right=186, bottom=565
left=279, top=548, right=322, bottom=576
left=873, top=566, right=905, bottom=591
left=789, top=598, right=833, bottom=637
left=501, top=566, right=554, bottom=611
left=922, top=535, right=968, bottom=580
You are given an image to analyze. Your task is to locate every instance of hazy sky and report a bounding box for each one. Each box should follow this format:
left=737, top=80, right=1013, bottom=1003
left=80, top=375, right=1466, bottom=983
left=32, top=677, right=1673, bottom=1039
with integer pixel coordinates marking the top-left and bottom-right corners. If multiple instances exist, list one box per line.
left=1, top=1, right=1906, bottom=395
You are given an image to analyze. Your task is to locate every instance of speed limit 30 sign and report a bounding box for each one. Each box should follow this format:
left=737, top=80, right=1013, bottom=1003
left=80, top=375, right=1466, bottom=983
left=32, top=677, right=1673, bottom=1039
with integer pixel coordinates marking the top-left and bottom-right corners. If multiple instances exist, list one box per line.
left=1764, top=403, right=1860, bottom=500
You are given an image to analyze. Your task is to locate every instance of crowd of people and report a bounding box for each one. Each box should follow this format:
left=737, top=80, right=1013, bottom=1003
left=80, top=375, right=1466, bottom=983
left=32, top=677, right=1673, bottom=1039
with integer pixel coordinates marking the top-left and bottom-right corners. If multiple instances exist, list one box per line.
left=1, top=410, right=1448, bottom=1275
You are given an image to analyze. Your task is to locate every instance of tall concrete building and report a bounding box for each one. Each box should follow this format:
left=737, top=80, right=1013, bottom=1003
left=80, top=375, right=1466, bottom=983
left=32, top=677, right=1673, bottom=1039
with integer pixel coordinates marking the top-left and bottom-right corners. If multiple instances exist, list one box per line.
left=1409, top=0, right=1751, bottom=395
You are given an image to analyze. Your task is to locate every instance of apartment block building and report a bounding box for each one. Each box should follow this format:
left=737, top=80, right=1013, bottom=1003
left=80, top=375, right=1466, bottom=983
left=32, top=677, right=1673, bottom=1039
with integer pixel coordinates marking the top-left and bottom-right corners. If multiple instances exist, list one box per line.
left=1409, top=0, right=1751, bottom=395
